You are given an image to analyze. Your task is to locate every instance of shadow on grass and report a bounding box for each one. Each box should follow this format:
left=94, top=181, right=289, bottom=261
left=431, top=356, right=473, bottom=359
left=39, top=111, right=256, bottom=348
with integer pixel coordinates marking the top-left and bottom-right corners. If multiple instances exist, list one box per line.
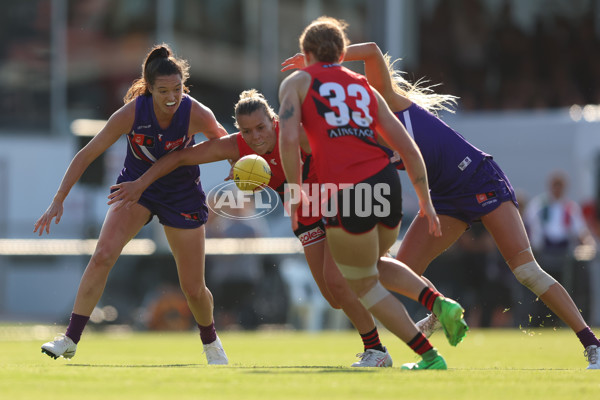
left=66, top=364, right=576, bottom=372
left=242, top=366, right=377, bottom=374
left=66, top=364, right=377, bottom=373
left=67, top=364, right=201, bottom=368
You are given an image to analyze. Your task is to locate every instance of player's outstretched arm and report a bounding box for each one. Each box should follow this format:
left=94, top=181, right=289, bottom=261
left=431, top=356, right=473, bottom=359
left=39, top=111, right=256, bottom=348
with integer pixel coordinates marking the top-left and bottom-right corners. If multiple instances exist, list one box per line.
left=343, top=43, right=391, bottom=96
left=279, top=72, right=309, bottom=231
left=373, top=89, right=441, bottom=237
left=344, top=43, right=412, bottom=112
left=34, top=103, right=133, bottom=235
left=108, top=135, right=239, bottom=209
left=282, top=43, right=410, bottom=113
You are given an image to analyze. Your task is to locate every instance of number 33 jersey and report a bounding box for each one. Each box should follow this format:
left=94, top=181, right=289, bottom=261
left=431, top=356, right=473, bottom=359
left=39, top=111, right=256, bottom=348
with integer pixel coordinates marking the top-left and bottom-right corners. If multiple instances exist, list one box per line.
left=300, top=62, right=389, bottom=186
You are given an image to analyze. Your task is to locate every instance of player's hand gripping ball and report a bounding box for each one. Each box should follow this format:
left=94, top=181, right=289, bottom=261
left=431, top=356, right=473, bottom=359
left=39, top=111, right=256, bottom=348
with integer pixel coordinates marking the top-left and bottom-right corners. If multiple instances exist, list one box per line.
left=233, top=154, right=272, bottom=192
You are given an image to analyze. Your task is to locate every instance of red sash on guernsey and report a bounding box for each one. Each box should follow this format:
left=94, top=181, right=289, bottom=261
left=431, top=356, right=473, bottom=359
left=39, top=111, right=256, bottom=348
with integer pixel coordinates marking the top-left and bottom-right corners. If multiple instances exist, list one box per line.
left=234, top=124, right=321, bottom=225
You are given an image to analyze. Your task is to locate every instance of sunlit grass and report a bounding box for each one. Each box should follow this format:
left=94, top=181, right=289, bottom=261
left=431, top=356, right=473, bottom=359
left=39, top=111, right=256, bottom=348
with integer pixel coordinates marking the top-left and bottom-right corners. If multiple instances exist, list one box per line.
left=0, top=326, right=598, bottom=400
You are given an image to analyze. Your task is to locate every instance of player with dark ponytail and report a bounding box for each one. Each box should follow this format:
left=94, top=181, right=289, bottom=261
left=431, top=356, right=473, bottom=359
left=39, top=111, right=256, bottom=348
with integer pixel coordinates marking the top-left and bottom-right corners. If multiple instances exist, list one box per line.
left=36, top=44, right=230, bottom=365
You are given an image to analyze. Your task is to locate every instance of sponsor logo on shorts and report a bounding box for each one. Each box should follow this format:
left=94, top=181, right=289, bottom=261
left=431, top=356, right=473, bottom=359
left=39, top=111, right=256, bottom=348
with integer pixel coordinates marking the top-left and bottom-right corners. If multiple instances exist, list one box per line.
left=298, top=226, right=326, bottom=246
left=476, top=191, right=498, bottom=207
left=180, top=212, right=200, bottom=221
left=458, top=156, right=472, bottom=171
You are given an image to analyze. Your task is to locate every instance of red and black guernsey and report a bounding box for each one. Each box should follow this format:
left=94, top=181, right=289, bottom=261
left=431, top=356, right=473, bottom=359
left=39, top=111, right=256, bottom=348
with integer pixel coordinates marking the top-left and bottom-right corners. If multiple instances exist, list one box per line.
left=235, top=121, right=316, bottom=196
left=235, top=122, right=320, bottom=225
left=235, top=121, right=287, bottom=195
left=300, top=62, right=390, bottom=187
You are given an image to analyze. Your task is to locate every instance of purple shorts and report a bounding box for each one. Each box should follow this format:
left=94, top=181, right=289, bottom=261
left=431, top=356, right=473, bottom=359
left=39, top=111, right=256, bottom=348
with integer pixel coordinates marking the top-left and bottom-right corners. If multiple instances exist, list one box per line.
left=113, top=178, right=208, bottom=229
left=431, top=157, right=518, bottom=225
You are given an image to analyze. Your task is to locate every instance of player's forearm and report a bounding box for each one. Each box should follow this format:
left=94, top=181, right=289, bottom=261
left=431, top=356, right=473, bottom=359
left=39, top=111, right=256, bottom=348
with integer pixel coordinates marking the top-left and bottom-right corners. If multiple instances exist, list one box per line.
left=401, top=147, right=431, bottom=204
left=344, top=43, right=390, bottom=95
left=54, top=150, right=96, bottom=203
left=280, top=137, right=302, bottom=186
left=343, top=42, right=380, bottom=63
left=136, top=153, right=184, bottom=189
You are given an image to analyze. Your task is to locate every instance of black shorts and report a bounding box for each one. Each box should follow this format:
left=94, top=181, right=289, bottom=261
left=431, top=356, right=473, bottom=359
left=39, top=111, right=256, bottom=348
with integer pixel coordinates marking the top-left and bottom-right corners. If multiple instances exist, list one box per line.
left=322, top=163, right=403, bottom=234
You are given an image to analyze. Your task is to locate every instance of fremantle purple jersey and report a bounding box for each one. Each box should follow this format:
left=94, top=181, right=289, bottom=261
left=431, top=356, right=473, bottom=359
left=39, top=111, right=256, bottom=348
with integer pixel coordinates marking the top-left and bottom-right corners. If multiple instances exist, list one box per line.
left=394, top=103, right=490, bottom=195
left=116, top=94, right=207, bottom=225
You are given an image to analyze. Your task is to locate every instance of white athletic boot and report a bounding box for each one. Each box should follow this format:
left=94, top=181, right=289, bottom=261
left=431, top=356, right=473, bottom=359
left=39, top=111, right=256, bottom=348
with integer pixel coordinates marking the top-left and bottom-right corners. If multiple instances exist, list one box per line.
left=416, top=313, right=443, bottom=338
left=585, top=345, right=599, bottom=369
left=41, top=334, right=77, bottom=359
left=351, top=347, right=393, bottom=367
left=203, top=336, right=228, bottom=365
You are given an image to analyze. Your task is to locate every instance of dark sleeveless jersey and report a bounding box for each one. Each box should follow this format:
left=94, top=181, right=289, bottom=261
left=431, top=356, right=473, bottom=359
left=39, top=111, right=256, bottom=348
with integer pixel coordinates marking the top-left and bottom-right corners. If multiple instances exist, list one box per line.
left=394, top=103, right=489, bottom=195
left=118, top=94, right=204, bottom=201
left=300, top=62, right=389, bottom=186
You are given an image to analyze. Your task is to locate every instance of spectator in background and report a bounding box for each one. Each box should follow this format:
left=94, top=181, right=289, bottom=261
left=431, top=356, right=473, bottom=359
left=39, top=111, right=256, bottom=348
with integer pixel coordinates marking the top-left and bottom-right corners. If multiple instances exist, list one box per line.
left=524, top=170, right=596, bottom=324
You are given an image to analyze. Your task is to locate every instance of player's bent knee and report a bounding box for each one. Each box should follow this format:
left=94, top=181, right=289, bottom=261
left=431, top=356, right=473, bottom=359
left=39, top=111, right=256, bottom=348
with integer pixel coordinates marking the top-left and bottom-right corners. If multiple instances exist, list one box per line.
left=318, top=288, right=341, bottom=309
left=358, top=281, right=390, bottom=309
left=328, top=301, right=342, bottom=310
left=512, top=260, right=557, bottom=297
left=336, top=262, right=378, bottom=279
left=337, top=262, right=390, bottom=308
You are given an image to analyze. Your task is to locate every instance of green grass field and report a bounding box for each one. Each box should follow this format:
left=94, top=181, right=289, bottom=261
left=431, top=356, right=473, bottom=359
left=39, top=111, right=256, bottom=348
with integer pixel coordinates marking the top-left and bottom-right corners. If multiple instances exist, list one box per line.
left=0, top=325, right=598, bottom=400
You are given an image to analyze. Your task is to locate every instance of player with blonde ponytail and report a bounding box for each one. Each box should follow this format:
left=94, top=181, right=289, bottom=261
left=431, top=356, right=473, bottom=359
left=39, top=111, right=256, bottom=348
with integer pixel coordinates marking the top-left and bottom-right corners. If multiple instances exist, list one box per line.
left=284, top=40, right=600, bottom=369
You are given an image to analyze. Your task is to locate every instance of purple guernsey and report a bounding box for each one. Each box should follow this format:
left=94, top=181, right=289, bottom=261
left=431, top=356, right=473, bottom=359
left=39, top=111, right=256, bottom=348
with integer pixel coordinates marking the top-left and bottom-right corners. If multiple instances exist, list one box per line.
left=394, top=103, right=489, bottom=196
left=116, top=94, right=208, bottom=228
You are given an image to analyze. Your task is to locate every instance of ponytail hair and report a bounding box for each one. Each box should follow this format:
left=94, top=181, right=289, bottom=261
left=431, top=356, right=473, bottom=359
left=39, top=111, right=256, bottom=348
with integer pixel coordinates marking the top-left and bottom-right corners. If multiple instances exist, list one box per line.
left=233, top=89, right=277, bottom=129
left=384, top=54, right=458, bottom=114
left=123, top=43, right=190, bottom=104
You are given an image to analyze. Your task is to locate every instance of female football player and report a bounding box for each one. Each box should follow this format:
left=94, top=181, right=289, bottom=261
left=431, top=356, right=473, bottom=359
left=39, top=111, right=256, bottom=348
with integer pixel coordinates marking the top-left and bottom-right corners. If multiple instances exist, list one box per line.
left=282, top=41, right=600, bottom=369
left=35, top=44, right=229, bottom=365
left=278, top=16, right=467, bottom=370
left=109, top=86, right=468, bottom=369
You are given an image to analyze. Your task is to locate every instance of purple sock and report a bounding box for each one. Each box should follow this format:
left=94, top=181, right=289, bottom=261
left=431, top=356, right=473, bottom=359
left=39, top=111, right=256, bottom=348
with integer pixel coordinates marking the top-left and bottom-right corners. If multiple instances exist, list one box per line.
left=198, top=322, right=217, bottom=345
left=65, top=313, right=90, bottom=344
left=576, top=327, right=600, bottom=348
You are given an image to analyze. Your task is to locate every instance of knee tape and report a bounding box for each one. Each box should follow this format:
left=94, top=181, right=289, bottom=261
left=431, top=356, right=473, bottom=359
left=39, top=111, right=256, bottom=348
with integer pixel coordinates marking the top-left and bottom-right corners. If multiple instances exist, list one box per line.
left=512, top=261, right=557, bottom=296
left=336, top=262, right=379, bottom=280
left=359, top=281, right=390, bottom=309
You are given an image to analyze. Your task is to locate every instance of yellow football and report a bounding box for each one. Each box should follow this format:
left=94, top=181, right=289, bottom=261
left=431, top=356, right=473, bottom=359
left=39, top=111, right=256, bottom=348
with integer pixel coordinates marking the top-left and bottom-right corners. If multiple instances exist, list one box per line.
left=233, top=154, right=272, bottom=192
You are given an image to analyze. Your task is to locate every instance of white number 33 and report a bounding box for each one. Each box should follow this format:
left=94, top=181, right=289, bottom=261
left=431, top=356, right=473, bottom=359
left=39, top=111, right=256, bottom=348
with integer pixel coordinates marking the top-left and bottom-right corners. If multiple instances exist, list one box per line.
left=319, top=82, right=373, bottom=127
